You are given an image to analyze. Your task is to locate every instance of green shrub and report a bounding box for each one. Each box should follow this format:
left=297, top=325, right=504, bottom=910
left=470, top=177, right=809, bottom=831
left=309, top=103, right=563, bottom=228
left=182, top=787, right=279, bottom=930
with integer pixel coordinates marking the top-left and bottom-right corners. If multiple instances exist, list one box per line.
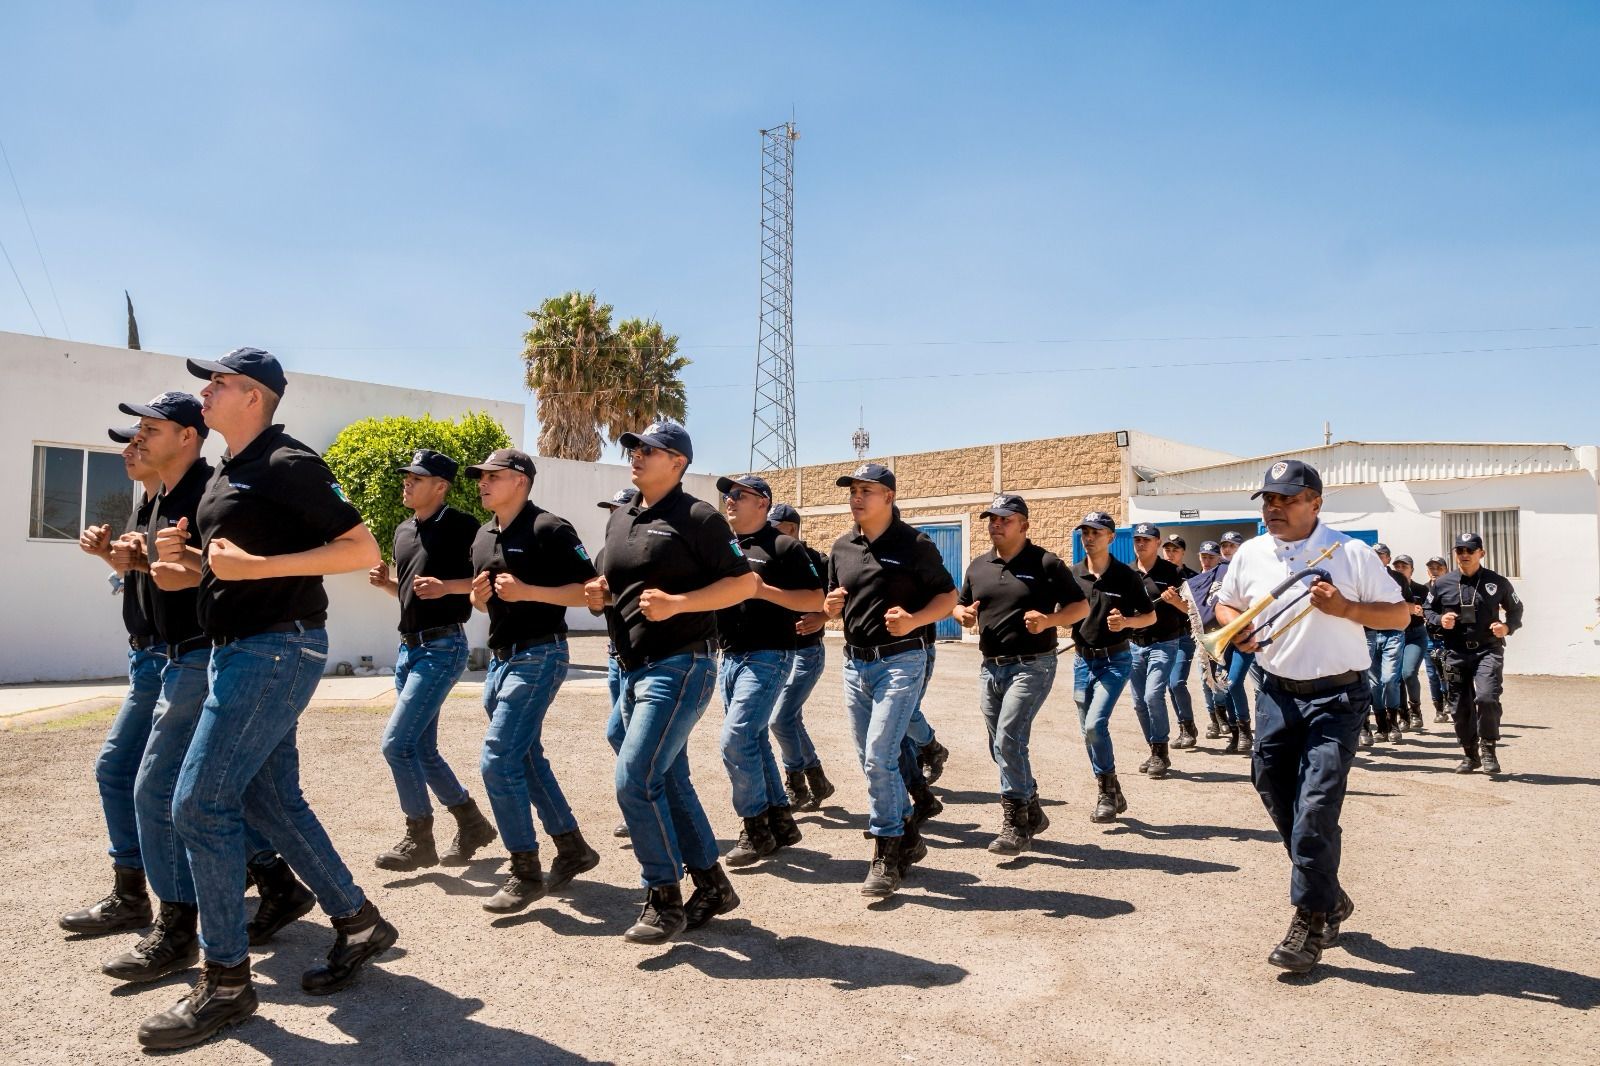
left=324, top=412, right=513, bottom=563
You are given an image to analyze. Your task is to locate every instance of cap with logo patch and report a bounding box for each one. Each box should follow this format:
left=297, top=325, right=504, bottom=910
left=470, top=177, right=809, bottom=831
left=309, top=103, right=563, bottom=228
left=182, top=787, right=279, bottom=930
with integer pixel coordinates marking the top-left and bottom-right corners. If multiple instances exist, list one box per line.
left=619, top=420, right=693, bottom=463
left=1220, top=531, right=1246, bottom=546
left=1131, top=522, right=1160, bottom=540
left=118, top=392, right=209, bottom=438
left=1250, top=458, right=1323, bottom=500
left=397, top=448, right=458, bottom=481
left=768, top=502, right=801, bottom=525
left=716, top=474, right=772, bottom=500
left=464, top=449, right=537, bottom=480
left=1426, top=555, right=1447, bottom=567
left=979, top=493, right=1028, bottom=519
left=1076, top=511, right=1116, bottom=532
left=185, top=347, right=289, bottom=397
left=1454, top=532, right=1483, bottom=551
left=835, top=462, right=896, bottom=491
left=1164, top=533, right=1186, bottom=550
left=1373, top=542, right=1391, bottom=556
left=1199, top=540, right=1221, bottom=555
left=599, top=489, right=636, bottom=510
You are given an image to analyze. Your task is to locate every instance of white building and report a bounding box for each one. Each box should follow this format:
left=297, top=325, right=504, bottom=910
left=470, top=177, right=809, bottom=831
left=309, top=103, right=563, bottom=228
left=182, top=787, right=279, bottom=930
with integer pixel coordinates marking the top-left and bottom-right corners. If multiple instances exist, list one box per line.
left=2, top=332, right=721, bottom=683
left=1127, top=441, right=1600, bottom=677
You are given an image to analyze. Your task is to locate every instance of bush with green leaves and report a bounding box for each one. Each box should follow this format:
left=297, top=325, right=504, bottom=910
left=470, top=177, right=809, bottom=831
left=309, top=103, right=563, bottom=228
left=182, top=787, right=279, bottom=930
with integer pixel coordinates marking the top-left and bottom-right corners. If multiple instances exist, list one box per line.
left=324, top=411, right=513, bottom=563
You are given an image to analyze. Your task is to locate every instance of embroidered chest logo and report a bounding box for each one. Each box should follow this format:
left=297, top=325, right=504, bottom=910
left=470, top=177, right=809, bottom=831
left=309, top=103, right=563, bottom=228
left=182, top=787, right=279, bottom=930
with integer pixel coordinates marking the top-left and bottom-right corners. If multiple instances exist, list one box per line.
left=1484, top=582, right=1498, bottom=596
left=228, top=482, right=252, bottom=491
left=646, top=529, right=675, bottom=538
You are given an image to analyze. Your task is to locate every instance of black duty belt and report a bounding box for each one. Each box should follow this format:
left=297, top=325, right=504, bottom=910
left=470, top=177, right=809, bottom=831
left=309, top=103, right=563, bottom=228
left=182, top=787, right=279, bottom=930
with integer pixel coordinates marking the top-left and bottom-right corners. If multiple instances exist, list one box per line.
left=844, top=637, right=927, bottom=663
left=212, top=618, right=323, bottom=648
left=983, top=649, right=1057, bottom=668
left=128, top=634, right=166, bottom=652
left=165, top=635, right=211, bottom=660
left=617, top=638, right=718, bottom=673
left=1451, top=638, right=1504, bottom=653
left=403, top=624, right=464, bottom=649
left=1255, top=668, right=1364, bottom=697
left=1075, top=640, right=1130, bottom=660
left=491, top=632, right=565, bottom=661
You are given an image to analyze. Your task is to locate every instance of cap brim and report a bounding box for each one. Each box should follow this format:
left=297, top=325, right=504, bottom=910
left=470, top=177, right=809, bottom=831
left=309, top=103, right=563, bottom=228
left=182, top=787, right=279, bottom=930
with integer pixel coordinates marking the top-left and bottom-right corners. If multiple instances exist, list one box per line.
left=979, top=507, right=1023, bottom=519
left=715, top=476, right=737, bottom=495
left=118, top=401, right=168, bottom=420
left=107, top=425, right=139, bottom=443
left=463, top=464, right=503, bottom=479
left=186, top=357, right=236, bottom=382
left=837, top=475, right=890, bottom=488
left=397, top=464, right=440, bottom=477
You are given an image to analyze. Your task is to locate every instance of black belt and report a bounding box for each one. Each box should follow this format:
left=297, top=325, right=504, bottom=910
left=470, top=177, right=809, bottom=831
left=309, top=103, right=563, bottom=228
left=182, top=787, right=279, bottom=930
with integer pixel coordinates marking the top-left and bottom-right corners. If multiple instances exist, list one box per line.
left=1076, top=640, right=1130, bottom=660
left=129, top=634, right=166, bottom=652
left=491, top=632, right=565, bottom=661
left=212, top=619, right=321, bottom=648
left=983, top=649, right=1056, bottom=668
left=844, top=637, right=927, bottom=663
left=1451, top=638, right=1503, bottom=653
left=1254, top=667, right=1364, bottom=697
left=402, top=624, right=463, bottom=649
left=165, top=635, right=211, bottom=660
left=617, top=638, right=718, bottom=673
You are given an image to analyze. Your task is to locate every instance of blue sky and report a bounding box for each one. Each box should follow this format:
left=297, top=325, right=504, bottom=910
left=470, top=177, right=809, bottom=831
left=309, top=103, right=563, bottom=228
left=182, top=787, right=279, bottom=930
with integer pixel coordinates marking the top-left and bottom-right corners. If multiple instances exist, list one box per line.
left=3, top=2, right=1597, bottom=474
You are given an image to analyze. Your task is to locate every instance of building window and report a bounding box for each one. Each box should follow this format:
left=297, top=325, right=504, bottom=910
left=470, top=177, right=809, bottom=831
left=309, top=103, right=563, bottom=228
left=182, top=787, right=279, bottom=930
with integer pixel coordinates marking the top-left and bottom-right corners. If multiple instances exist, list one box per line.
left=28, top=445, right=135, bottom=541
left=1442, top=508, right=1520, bottom=577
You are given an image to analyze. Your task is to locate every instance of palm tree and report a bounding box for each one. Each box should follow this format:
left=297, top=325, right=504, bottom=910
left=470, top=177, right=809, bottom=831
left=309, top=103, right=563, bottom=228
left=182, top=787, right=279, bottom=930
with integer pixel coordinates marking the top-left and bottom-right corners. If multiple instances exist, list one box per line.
left=602, top=317, right=689, bottom=447
left=521, top=291, right=614, bottom=461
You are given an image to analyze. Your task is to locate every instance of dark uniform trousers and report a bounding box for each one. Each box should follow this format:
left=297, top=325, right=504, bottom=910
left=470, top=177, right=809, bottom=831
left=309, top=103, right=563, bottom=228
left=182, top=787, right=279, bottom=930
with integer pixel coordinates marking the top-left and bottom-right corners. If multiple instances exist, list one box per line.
left=1251, top=674, right=1368, bottom=913
left=1443, top=645, right=1505, bottom=752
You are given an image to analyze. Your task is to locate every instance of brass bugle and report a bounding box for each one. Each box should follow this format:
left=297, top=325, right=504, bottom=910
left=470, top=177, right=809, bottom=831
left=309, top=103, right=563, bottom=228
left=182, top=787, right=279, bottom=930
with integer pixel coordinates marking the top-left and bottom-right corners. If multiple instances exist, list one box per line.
left=1202, top=541, right=1342, bottom=659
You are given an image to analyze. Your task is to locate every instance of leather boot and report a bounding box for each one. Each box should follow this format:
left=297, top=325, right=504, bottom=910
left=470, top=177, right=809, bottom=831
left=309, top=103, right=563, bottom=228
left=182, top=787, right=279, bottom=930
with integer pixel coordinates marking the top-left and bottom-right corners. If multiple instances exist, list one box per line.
left=1027, top=796, right=1050, bottom=837
left=1313, top=890, right=1354, bottom=949
left=1204, top=708, right=1223, bottom=739
left=684, top=863, right=740, bottom=930
left=910, top=785, right=943, bottom=825
left=1480, top=742, right=1501, bottom=775
left=624, top=884, right=686, bottom=943
left=545, top=829, right=600, bottom=891
left=483, top=851, right=546, bottom=912
left=1237, top=718, right=1254, bottom=753
left=1181, top=719, right=1200, bottom=749
left=103, top=900, right=199, bottom=983
left=246, top=856, right=314, bottom=946
left=1090, top=773, right=1127, bottom=823
left=613, top=820, right=631, bottom=838
left=860, top=835, right=903, bottom=898
left=803, top=764, right=836, bottom=810
left=1359, top=723, right=1375, bottom=748
left=374, top=816, right=437, bottom=871
left=899, top=818, right=927, bottom=873
left=439, top=797, right=498, bottom=865
left=1146, top=742, right=1170, bottom=779
left=1455, top=743, right=1482, bottom=774
left=917, top=738, right=950, bottom=785
left=725, top=813, right=778, bottom=867
left=1223, top=723, right=1242, bottom=755
left=766, top=805, right=803, bottom=849
left=987, top=797, right=1032, bottom=856
left=137, top=959, right=256, bottom=1050
left=300, top=899, right=398, bottom=994
left=1267, top=908, right=1328, bottom=974
left=1408, top=708, right=1425, bottom=732
left=1432, top=699, right=1449, bottom=724
left=60, top=864, right=151, bottom=935
left=784, top=769, right=812, bottom=810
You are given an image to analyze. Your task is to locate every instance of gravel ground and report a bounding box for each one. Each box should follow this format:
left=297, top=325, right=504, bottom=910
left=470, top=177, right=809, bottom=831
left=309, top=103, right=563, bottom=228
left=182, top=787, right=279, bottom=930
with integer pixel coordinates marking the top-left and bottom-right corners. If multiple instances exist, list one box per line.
left=3, top=635, right=1596, bottom=1064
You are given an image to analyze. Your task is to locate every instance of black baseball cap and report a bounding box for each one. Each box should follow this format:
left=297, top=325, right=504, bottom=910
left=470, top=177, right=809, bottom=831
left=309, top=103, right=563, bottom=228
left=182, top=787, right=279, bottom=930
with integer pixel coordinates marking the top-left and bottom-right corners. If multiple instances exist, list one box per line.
left=769, top=502, right=800, bottom=525
left=118, top=392, right=209, bottom=438
left=1426, top=555, right=1447, bottom=567
left=107, top=425, right=139, bottom=443
left=1199, top=540, right=1221, bottom=555
left=1132, top=522, right=1160, bottom=540
left=186, top=347, right=289, bottom=397
left=1373, top=542, right=1391, bottom=556
left=1077, top=511, right=1116, bottom=532
left=1220, top=531, right=1246, bottom=545
left=1393, top=554, right=1414, bottom=567
left=398, top=448, right=458, bottom=481
left=716, top=474, right=772, bottom=500
left=979, top=493, right=1028, bottom=519
left=599, top=489, right=636, bottom=510
left=836, top=462, right=896, bottom=491
left=1251, top=458, right=1323, bottom=499
left=1454, top=532, right=1484, bottom=551
left=619, top=420, right=693, bottom=463
left=464, top=448, right=537, bottom=479
left=1164, top=533, right=1186, bottom=550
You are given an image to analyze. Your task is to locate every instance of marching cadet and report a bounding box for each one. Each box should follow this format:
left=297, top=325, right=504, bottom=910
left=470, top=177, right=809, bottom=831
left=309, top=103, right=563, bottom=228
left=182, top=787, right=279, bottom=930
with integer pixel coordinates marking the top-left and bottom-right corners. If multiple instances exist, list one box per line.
left=1194, top=541, right=1230, bottom=740
left=951, top=493, right=1087, bottom=854
left=1216, top=530, right=1255, bottom=742
left=1423, top=555, right=1452, bottom=722
left=767, top=503, right=838, bottom=811
left=1424, top=532, right=1523, bottom=775
left=1161, top=534, right=1201, bottom=747
left=596, top=488, right=637, bottom=840
left=1390, top=555, right=1430, bottom=732
left=1364, top=543, right=1406, bottom=745
left=1128, top=523, right=1193, bottom=771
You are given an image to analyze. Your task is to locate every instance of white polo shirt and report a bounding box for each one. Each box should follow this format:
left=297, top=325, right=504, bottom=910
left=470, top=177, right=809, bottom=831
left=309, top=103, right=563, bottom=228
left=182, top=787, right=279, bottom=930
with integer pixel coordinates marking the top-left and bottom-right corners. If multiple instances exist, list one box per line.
left=1215, top=521, right=1401, bottom=681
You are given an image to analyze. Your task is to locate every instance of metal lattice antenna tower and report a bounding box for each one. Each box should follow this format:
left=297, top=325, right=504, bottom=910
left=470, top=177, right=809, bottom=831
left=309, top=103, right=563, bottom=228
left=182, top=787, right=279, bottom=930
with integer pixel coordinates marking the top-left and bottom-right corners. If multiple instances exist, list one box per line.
left=852, top=407, right=870, bottom=460
left=750, top=122, right=799, bottom=471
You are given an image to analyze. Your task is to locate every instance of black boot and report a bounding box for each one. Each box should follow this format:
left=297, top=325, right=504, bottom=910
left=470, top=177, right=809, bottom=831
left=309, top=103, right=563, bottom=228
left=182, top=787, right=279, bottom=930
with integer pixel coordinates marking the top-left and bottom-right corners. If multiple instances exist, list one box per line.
left=860, top=835, right=903, bottom=898
left=1455, top=743, right=1482, bottom=774
left=374, top=816, right=437, bottom=871
left=1146, top=742, right=1170, bottom=779
left=1480, top=742, right=1501, bottom=775
left=784, top=769, right=812, bottom=810
left=60, top=864, right=152, bottom=935
left=246, top=856, right=315, bottom=946
left=624, top=884, right=686, bottom=943
left=1267, top=908, right=1327, bottom=974
left=804, top=764, right=837, bottom=810
left=613, top=820, right=631, bottom=838
left=911, top=785, right=943, bottom=825
left=300, top=899, right=398, bottom=995
left=918, top=739, right=950, bottom=785
left=483, top=851, right=546, bottom=912
left=1313, top=890, right=1355, bottom=949
left=987, top=797, right=1032, bottom=856
left=1359, top=723, right=1375, bottom=748
left=1408, top=706, right=1425, bottom=731
left=1433, top=699, right=1449, bottom=724
left=1091, top=773, right=1127, bottom=823
left=1027, top=796, right=1050, bottom=837
left=1237, top=718, right=1254, bottom=754
left=136, top=959, right=256, bottom=1050
left=684, top=863, right=740, bottom=930
left=1204, top=708, right=1223, bottom=740
left=103, top=901, right=199, bottom=983
left=899, top=817, right=928, bottom=873
left=725, top=813, right=778, bottom=867
left=1222, top=723, right=1242, bottom=755
left=545, top=829, right=600, bottom=891
left=766, top=805, right=803, bottom=850
left=439, top=797, right=498, bottom=865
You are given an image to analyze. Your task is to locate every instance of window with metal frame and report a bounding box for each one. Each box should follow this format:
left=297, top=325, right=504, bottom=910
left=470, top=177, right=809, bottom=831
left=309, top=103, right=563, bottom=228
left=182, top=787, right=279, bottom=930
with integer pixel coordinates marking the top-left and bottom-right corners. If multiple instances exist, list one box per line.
left=28, top=445, right=135, bottom=541
left=1442, top=508, right=1520, bottom=577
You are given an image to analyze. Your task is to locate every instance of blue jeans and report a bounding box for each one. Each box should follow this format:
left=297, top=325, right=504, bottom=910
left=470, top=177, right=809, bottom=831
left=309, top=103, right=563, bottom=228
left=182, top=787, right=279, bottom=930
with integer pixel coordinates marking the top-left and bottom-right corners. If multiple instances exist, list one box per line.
left=175, top=628, right=364, bottom=967
left=1226, top=649, right=1255, bottom=726
left=1366, top=630, right=1404, bottom=723
left=1129, top=638, right=1178, bottom=745
left=615, top=651, right=720, bottom=887
left=843, top=648, right=927, bottom=837
left=605, top=653, right=627, bottom=754
left=1073, top=650, right=1132, bottom=776
left=98, top=646, right=167, bottom=868
left=1251, top=675, right=1367, bottom=912
left=770, top=643, right=825, bottom=772
left=905, top=645, right=937, bottom=747
left=1169, top=635, right=1196, bottom=725
left=480, top=640, right=577, bottom=853
left=718, top=650, right=794, bottom=817
left=1400, top=629, right=1426, bottom=713
left=979, top=655, right=1058, bottom=799
left=383, top=633, right=471, bottom=819
left=1423, top=634, right=1444, bottom=704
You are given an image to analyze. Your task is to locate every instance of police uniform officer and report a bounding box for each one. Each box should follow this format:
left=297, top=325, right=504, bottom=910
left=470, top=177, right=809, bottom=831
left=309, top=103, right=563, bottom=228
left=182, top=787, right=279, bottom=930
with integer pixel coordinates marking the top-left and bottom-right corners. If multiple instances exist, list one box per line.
left=712, top=475, right=824, bottom=867
left=1161, top=534, right=1201, bottom=748
left=952, top=493, right=1087, bottom=855
left=465, top=448, right=601, bottom=912
left=1070, top=511, right=1156, bottom=823
left=1422, top=555, right=1452, bottom=722
left=139, top=348, right=397, bottom=1050
left=1215, top=460, right=1408, bottom=975
left=367, top=449, right=497, bottom=873
left=1424, top=532, right=1523, bottom=775
left=585, top=421, right=756, bottom=943
left=1129, top=523, right=1192, bottom=773
left=824, top=463, right=957, bottom=898
left=767, top=502, right=838, bottom=811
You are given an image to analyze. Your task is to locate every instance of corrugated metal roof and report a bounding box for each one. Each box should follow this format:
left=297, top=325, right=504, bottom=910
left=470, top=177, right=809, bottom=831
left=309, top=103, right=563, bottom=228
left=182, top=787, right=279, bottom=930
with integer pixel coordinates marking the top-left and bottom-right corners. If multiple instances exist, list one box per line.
left=1142, top=441, right=1581, bottom=495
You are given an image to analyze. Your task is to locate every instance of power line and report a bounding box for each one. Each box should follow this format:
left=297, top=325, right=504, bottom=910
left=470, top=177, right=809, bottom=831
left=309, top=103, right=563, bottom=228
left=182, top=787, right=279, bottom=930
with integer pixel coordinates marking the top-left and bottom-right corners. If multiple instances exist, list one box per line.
left=0, top=136, right=70, bottom=338
left=0, top=230, right=45, bottom=335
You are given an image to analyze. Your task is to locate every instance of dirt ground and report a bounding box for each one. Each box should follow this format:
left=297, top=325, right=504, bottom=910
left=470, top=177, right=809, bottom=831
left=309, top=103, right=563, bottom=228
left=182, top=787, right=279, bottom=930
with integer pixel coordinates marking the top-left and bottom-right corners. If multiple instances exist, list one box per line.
left=2, top=635, right=1596, bottom=1065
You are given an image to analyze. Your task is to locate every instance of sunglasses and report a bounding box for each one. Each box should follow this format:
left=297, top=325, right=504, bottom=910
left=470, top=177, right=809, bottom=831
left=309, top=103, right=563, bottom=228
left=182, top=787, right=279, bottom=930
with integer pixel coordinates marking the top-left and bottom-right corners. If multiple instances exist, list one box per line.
left=1453, top=547, right=1478, bottom=555
left=628, top=444, right=677, bottom=459
left=723, top=488, right=763, bottom=503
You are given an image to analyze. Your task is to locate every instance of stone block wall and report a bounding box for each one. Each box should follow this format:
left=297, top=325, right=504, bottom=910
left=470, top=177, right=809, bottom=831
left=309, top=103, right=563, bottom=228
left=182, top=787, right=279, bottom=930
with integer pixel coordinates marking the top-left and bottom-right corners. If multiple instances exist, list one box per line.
left=1000, top=433, right=1122, bottom=491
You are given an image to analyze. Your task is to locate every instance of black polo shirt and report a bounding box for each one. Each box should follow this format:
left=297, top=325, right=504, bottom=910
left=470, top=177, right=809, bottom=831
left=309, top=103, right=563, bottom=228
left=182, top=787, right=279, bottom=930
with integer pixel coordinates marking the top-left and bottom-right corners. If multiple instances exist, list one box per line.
left=716, top=524, right=823, bottom=653
left=795, top=542, right=828, bottom=649
left=123, top=493, right=158, bottom=641
left=139, top=458, right=212, bottom=647
left=394, top=505, right=478, bottom=634
left=195, top=425, right=365, bottom=640
left=1131, top=557, right=1188, bottom=646
left=602, top=483, right=750, bottom=668
left=959, top=540, right=1083, bottom=658
left=1400, top=578, right=1428, bottom=634
left=1070, top=556, right=1154, bottom=651
left=470, top=501, right=596, bottom=650
left=827, top=517, right=955, bottom=649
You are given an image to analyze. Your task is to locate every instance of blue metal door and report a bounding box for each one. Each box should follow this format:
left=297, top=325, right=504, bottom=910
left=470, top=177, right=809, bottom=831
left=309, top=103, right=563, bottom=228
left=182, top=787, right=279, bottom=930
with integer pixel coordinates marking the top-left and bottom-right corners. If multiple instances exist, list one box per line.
left=1071, top=528, right=1137, bottom=565
left=915, top=523, right=964, bottom=640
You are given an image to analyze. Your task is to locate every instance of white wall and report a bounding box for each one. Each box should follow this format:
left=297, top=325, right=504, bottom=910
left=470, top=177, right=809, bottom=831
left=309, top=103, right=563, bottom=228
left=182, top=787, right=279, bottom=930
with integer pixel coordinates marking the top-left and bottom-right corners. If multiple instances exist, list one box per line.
left=1128, top=470, right=1600, bottom=676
